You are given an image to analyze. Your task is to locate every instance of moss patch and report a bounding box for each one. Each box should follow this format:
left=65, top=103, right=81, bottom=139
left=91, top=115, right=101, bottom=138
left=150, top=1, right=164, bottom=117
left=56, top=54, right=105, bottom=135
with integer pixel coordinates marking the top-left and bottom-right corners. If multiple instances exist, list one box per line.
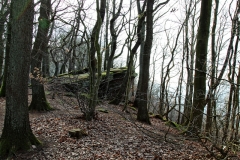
left=130, top=106, right=137, bottom=111
left=152, top=114, right=167, bottom=121
left=0, top=133, right=41, bottom=158
left=165, top=121, right=186, bottom=131
left=29, top=100, right=53, bottom=111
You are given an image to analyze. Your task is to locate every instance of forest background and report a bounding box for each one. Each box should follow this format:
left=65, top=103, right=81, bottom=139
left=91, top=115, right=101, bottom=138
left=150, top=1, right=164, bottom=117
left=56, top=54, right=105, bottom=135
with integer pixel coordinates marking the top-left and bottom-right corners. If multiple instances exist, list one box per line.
left=0, top=0, right=239, bottom=159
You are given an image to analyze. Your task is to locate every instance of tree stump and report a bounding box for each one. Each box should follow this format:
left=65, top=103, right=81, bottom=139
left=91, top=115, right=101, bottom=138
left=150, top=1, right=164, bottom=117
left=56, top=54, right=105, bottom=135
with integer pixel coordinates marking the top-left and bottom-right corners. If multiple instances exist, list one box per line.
left=68, top=129, right=88, bottom=139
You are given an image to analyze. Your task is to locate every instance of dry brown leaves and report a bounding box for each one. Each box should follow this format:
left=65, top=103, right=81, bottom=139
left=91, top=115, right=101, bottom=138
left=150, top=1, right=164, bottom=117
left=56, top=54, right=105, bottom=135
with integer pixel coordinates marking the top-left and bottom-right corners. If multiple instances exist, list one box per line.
left=0, top=93, right=237, bottom=160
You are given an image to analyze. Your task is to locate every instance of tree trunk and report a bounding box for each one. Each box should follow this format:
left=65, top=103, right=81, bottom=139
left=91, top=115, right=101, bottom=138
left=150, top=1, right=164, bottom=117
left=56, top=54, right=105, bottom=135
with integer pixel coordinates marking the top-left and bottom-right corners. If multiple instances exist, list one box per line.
left=0, top=21, right=4, bottom=77
left=103, top=0, right=109, bottom=70
left=87, top=0, right=106, bottom=120
left=223, top=29, right=239, bottom=142
left=181, top=0, right=194, bottom=125
left=29, top=0, right=52, bottom=111
left=50, top=49, right=59, bottom=76
left=233, top=65, right=240, bottom=140
left=0, top=0, right=9, bottom=78
left=0, top=21, right=11, bottom=97
left=205, top=0, right=219, bottom=134
left=136, top=0, right=153, bottom=124
left=0, top=1, right=40, bottom=157
left=134, top=0, right=146, bottom=108
left=190, top=0, right=212, bottom=133
left=42, top=50, right=50, bottom=77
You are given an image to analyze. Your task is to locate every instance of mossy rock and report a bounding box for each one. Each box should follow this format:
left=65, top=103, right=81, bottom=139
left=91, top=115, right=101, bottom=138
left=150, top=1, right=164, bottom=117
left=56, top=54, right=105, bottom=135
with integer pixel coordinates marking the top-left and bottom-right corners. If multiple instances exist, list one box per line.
left=57, top=73, right=69, bottom=77
left=110, top=68, right=122, bottom=72
left=119, top=67, right=128, bottom=70
left=68, top=129, right=88, bottom=139
left=152, top=114, right=167, bottom=121
left=58, top=73, right=89, bottom=80
left=45, top=91, right=51, bottom=95
left=130, top=106, right=137, bottom=111
left=75, top=73, right=89, bottom=80
left=64, top=92, right=75, bottom=97
left=69, top=69, right=88, bottom=75
left=101, top=72, right=113, bottom=77
left=149, top=112, right=154, bottom=115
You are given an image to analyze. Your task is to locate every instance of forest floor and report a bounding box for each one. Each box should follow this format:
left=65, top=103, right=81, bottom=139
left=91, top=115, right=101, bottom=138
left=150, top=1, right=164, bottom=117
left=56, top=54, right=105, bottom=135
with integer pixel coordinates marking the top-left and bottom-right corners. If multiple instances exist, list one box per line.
left=0, top=88, right=239, bottom=160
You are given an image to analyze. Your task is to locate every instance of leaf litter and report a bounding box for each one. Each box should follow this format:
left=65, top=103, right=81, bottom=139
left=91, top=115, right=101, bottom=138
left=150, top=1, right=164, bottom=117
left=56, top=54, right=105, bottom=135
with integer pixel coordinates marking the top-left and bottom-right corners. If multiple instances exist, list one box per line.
left=0, top=91, right=239, bottom=160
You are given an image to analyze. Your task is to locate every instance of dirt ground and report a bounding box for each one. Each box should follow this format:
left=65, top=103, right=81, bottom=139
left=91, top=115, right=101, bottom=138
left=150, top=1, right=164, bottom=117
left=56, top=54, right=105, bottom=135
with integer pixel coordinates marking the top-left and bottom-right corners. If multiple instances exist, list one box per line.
left=0, top=88, right=239, bottom=160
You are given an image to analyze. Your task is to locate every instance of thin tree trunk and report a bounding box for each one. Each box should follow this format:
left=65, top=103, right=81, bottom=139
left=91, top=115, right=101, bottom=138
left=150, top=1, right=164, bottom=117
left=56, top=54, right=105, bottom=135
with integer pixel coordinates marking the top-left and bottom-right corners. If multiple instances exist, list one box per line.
left=234, top=65, right=240, bottom=140
left=134, top=0, right=146, bottom=108
left=182, top=0, right=195, bottom=125
left=126, top=0, right=133, bottom=66
left=103, top=0, right=109, bottom=70
left=177, top=29, right=185, bottom=124
left=87, top=0, right=106, bottom=120
left=0, top=21, right=4, bottom=77
left=223, top=29, right=239, bottom=142
left=205, top=0, right=219, bottom=134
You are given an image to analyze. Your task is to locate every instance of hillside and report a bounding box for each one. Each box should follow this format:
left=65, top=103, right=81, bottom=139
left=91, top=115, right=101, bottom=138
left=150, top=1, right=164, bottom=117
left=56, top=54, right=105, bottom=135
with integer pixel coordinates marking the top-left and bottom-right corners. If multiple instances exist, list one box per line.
left=0, top=88, right=239, bottom=160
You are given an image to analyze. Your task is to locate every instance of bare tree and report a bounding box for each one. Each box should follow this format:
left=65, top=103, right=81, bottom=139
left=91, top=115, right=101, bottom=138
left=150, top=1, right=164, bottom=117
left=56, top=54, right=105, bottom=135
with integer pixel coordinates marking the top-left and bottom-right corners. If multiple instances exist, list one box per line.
left=87, top=0, right=106, bottom=120
left=189, top=0, right=212, bottom=133
left=135, top=0, right=155, bottom=124
left=181, top=0, right=198, bottom=125
left=222, top=1, right=240, bottom=142
left=205, top=0, right=219, bottom=134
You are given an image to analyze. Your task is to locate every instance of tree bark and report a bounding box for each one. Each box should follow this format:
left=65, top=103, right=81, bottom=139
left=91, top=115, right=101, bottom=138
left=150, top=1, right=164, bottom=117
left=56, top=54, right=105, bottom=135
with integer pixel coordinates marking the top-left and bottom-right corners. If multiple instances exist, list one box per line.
left=0, top=0, right=9, bottom=77
left=205, top=0, right=219, bottom=134
left=233, top=65, right=240, bottom=140
left=136, top=0, right=154, bottom=124
left=223, top=27, right=239, bottom=142
left=42, top=50, right=50, bottom=77
left=0, top=21, right=5, bottom=77
left=134, top=0, right=146, bottom=108
left=29, top=0, right=52, bottom=111
left=87, top=0, right=106, bottom=120
left=0, top=21, right=11, bottom=97
left=190, top=0, right=212, bottom=133
left=0, top=0, right=40, bottom=157
left=103, top=0, right=109, bottom=70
